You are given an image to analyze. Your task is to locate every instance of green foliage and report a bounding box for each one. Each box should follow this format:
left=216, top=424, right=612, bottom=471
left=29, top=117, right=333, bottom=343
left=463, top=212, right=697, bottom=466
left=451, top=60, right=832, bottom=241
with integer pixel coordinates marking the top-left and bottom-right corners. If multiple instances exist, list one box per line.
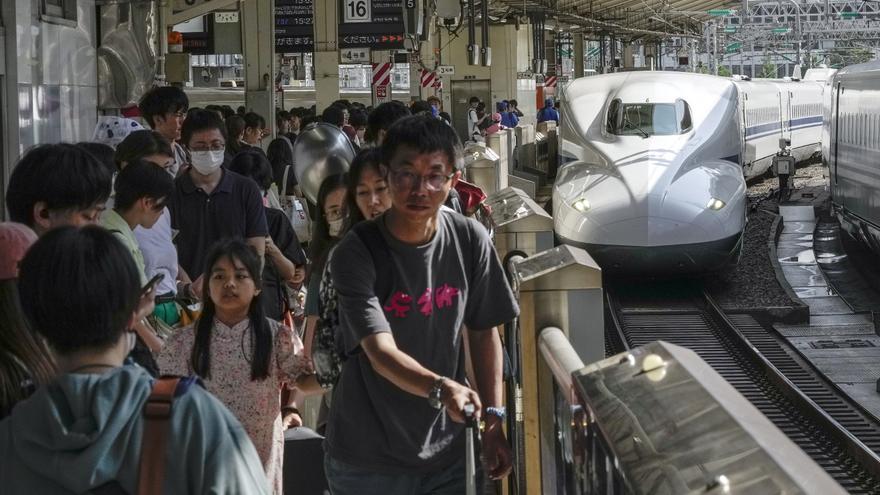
left=718, top=65, right=732, bottom=77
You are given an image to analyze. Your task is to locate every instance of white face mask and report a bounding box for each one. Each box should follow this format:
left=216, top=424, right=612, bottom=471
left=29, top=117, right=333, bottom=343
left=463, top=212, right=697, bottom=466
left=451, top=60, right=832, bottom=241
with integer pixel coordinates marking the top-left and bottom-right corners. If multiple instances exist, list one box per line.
left=190, top=150, right=225, bottom=175
left=328, top=217, right=344, bottom=237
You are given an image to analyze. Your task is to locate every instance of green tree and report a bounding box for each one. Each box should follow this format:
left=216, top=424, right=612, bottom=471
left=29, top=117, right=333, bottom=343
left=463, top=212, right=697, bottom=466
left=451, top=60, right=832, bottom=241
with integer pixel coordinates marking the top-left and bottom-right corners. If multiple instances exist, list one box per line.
left=718, top=65, right=732, bottom=77
left=760, top=57, right=778, bottom=78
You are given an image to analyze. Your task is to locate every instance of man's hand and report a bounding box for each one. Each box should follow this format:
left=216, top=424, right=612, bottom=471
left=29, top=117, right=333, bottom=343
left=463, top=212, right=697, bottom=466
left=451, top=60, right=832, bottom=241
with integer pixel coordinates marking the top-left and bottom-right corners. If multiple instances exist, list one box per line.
left=440, top=379, right=481, bottom=423
left=481, top=417, right=513, bottom=480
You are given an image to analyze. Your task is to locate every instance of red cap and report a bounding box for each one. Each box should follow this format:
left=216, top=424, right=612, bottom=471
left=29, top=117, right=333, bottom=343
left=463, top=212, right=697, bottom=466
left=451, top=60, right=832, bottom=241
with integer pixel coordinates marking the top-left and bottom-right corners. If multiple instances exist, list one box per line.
left=0, top=222, right=38, bottom=280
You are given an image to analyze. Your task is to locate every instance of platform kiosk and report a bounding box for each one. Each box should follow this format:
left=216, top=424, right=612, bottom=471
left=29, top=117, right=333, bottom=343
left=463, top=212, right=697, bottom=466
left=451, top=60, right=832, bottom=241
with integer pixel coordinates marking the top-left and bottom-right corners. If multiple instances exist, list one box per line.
left=508, top=245, right=603, bottom=495
left=484, top=187, right=553, bottom=260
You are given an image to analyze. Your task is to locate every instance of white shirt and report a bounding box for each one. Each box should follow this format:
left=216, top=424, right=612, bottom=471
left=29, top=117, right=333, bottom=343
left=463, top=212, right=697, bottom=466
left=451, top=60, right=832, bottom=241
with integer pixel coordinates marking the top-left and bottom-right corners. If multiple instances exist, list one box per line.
left=134, top=208, right=179, bottom=295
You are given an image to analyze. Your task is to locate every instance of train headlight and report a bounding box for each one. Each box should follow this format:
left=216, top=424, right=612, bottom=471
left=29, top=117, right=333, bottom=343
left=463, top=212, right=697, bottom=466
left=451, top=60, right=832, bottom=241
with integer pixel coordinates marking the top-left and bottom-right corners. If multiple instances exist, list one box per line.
left=572, top=198, right=591, bottom=212
left=706, top=198, right=726, bottom=211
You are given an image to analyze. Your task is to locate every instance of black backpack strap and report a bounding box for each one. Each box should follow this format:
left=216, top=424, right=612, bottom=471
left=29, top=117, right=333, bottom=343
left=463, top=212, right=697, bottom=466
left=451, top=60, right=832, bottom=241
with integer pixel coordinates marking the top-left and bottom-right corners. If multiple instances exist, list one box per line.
left=352, top=220, right=393, bottom=303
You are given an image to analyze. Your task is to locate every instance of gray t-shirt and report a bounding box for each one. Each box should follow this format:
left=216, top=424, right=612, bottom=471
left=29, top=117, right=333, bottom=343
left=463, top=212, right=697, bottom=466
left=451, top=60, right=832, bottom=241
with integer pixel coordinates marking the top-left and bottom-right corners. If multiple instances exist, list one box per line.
left=325, top=209, right=519, bottom=473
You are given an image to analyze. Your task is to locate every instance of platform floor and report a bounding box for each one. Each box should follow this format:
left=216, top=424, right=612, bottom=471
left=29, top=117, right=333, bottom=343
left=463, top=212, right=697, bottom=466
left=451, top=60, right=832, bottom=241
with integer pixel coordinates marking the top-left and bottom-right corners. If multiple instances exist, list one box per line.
left=774, top=205, right=880, bottom=422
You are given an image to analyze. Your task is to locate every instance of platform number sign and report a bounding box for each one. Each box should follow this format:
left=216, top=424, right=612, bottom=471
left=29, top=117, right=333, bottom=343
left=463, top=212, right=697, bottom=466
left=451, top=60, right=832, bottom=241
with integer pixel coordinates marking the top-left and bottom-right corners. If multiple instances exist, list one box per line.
left=344, top=0, right=371, bottom=23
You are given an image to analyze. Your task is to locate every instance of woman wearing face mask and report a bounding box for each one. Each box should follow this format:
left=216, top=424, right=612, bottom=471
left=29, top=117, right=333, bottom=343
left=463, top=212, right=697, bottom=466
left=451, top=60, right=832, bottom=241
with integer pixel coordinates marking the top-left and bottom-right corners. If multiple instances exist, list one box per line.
left=301, top=174, right=347, bottom=363
left=310, top=149, right=391, bottom=401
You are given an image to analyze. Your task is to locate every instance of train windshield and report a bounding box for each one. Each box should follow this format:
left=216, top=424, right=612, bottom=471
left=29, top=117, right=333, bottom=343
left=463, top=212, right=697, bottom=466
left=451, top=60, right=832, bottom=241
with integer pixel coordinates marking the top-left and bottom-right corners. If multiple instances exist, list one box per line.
left=606, top=99, right=693, bottom=136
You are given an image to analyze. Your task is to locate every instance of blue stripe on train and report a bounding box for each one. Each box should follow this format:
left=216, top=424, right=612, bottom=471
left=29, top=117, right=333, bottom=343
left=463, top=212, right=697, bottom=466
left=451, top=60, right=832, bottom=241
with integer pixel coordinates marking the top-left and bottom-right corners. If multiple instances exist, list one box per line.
left=745, top=115, right=822, bottom=140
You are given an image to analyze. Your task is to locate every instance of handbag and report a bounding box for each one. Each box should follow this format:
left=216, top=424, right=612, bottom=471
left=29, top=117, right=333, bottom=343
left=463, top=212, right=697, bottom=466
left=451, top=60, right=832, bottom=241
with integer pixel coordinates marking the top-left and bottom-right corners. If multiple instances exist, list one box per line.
left=279, top=165, right=312, bottom=243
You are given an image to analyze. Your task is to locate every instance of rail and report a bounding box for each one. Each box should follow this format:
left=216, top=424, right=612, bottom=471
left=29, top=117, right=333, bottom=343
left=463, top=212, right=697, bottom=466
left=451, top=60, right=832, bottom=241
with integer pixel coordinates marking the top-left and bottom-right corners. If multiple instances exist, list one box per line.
left=537, top=327, right=584, bottom=400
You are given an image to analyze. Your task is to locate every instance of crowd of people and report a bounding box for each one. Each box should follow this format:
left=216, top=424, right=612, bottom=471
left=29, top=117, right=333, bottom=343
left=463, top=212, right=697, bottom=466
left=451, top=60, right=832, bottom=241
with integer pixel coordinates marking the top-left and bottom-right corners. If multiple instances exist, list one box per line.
left=0, top=84, right=520, bottom=494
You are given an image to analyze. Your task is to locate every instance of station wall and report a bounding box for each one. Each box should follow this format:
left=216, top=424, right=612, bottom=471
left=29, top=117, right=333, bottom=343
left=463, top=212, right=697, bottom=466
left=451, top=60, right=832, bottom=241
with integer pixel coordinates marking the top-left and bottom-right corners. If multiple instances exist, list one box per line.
left=1, top=0, right=99, bottom=216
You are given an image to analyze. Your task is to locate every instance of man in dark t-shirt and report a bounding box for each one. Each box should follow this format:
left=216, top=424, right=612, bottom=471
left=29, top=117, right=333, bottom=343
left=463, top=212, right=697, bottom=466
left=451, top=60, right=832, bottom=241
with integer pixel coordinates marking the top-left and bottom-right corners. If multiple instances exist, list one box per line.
left=326, top=115, right=519, bottom=492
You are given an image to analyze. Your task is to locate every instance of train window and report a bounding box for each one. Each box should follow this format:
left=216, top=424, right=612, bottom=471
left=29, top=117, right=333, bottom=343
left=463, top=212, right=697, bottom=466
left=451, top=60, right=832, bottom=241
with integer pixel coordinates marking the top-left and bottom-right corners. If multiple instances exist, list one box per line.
left=607, top=100, right=693, bottom=136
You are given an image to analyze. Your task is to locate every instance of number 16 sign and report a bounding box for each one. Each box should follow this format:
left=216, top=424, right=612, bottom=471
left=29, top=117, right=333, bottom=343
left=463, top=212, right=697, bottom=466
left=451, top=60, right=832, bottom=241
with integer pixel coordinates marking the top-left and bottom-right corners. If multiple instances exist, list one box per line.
left=344, top=0, right=371, bottom=23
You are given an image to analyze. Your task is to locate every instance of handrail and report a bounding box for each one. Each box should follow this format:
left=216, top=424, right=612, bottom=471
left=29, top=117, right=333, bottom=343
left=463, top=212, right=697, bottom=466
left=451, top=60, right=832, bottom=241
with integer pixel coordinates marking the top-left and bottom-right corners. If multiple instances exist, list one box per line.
left=538, top=327, right=584, bottom=398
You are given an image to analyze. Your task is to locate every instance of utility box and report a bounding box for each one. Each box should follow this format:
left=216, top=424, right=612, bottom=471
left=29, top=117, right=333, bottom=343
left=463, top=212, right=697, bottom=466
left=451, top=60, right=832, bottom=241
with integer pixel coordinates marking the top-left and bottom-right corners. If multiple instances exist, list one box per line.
left=536, top=121, right=558, bottom=178
left=484, top=187, right=553, bottom=260
left=463, top=142, right=505, bottom=196
left=510, top=245, right=602, bottom=495
left=165, top=53, right=191, bottom=83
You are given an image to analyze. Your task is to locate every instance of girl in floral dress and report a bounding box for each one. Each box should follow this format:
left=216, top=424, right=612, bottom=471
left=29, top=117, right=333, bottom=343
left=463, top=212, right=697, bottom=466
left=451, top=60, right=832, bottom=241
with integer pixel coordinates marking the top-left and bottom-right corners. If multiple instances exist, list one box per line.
left=159, top=239, right=319, bottom=494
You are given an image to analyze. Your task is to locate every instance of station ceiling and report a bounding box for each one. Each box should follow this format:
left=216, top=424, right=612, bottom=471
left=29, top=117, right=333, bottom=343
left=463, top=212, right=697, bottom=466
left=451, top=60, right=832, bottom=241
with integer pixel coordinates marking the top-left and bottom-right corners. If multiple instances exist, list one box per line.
left=489, top=0, right=741, bottom=39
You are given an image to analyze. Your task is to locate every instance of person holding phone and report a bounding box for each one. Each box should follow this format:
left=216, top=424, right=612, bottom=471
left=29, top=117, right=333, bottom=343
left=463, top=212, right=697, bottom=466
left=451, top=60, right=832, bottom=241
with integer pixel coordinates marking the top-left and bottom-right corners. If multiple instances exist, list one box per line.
left=100, top=159, right=174, bottom=374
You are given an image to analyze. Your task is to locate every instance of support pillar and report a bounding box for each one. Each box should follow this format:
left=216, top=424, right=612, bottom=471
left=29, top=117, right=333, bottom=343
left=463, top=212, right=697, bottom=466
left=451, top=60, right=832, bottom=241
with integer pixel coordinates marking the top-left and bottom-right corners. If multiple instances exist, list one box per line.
left=408, top=33, right=435, bottom=101
left=573, top=33, right=584, bottom=78
left=623, top=42, right=635, bottom=69
left=241, top=0, right=275, bottom=139
left=313, top=0, right=340, bottom=111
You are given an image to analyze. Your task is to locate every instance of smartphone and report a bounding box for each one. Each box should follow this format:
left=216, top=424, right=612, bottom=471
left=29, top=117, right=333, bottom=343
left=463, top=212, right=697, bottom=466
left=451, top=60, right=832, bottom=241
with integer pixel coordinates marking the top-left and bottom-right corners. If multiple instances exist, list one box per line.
left=142, top=273, right=165, bottom=295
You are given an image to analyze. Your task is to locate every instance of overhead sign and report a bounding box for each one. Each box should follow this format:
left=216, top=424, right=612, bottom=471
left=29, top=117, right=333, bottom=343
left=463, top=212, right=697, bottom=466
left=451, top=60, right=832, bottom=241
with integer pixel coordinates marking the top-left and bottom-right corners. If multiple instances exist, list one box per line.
left=726, top=42, right=742, bottom=53
left=438, top=65, right=455, bottom=75
left=276, top=0, right=313, bottom=53
left=708, top=9, right=735, bottom=16
left=339, top=0, right=405, bottom=49
left=516, top=71, right=534, bottom=79
left=340, top=47, right=370, bottom=63
left=343, top=0, right=371, bottom=23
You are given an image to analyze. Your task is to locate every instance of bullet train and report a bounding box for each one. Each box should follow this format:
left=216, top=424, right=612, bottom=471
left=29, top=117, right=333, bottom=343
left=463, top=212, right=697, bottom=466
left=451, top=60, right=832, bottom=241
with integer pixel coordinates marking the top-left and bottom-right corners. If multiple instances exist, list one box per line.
left=553, top=71, right=825, bottom=274
left=825, top=61, right=880, bottom=258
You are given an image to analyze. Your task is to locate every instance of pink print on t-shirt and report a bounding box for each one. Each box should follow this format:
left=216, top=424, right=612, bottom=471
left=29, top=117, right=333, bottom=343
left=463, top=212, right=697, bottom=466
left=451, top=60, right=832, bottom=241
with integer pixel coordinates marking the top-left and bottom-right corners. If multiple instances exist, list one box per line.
left=417, top=288, right=433, bottom=316
left=384, top=292, right=413, bottom=318
left=383, top=285, right=462, bottom=318
left=435, top=284, right=459, bottom=308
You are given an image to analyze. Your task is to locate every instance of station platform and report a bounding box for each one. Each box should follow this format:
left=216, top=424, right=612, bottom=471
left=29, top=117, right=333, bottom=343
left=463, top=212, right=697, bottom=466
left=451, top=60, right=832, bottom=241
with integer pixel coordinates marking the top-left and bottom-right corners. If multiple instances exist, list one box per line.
left=774, top=204, right=880, bottom=421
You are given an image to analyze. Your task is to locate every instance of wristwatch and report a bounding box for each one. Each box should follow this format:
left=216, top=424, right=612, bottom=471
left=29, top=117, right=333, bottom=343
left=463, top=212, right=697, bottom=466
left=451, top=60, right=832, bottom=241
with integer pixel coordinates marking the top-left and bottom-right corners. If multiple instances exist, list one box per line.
left=428, top=377, right=447, bottom=409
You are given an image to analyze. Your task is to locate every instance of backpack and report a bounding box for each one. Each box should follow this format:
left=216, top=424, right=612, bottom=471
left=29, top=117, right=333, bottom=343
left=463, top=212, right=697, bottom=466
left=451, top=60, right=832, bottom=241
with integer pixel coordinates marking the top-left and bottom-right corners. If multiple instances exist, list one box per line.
left=311, top=221, right=392, bottom=387
left=88, top=376, right=198, bottom=495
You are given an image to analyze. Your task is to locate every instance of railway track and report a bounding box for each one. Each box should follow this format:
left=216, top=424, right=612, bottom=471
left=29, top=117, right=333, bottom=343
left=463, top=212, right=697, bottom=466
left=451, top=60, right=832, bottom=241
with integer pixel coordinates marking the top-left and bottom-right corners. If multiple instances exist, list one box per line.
left=605, top=282, right=880, bottom=494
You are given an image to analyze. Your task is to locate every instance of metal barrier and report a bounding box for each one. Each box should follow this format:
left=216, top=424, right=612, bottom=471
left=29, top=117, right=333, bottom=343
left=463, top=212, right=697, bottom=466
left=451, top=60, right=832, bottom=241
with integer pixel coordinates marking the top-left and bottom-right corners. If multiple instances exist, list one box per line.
left=463, top=142, right=505, bottom=196
left=484, top=187, right=554, bottom=261
left=536, top=338, right=848, bottom=495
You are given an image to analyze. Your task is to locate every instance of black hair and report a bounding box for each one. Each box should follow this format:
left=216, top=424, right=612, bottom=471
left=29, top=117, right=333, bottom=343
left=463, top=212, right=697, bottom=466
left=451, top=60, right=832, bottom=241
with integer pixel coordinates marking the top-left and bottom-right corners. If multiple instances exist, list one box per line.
left=115, top=130, right=173, bottom=169
left=6, top=144, right=112, bottom=227
left=331, top=99, right=352, bottom=110
left=349, top=109, right=368, bottom=128
left=192, top=239, right=272, bottom=381
left=18, top=226, right=141, bottom=354
left=321, top=105, right=345, bottom=127
left=410, top=100, right=432, bottom=115
left=308, top=173, right=348, bottom=283
left=381, top=114, right=464, bottom=172
left=236, top=105, right=246, bottom=115
left=344, top=148, right=387, bottom=229
left=138, top=86, right=189, bottom=128
left=365, top=101, right=411, bottom=144
left=181, top=109, right=227, bottom=147
left=243, top=112, right=266, bottom=131
left=205, top=105, right=225, bottom=120
left=76, top=142, right=117, bottom=177
left=276, top=111, right=291, bottom=127
left=226, top=115, right=246, bottom=155
left=221, top=106, right=236, bottom=120
left=509, top=99, right=519, bottom=108
left=469, top=96, right=480, bottom=105
left=267, top=137, right=296, bottom=192
left=229, top=149, right=273, bottom=192
left=113, top=159, right=174, bottom=211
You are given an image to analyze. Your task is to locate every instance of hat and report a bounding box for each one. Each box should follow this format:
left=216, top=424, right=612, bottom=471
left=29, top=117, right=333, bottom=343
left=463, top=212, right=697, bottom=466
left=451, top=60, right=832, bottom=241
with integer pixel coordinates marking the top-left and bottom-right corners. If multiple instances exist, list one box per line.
left=0, top=222, right=38, bottom=280
left=92, top=116, right=146, bottom=148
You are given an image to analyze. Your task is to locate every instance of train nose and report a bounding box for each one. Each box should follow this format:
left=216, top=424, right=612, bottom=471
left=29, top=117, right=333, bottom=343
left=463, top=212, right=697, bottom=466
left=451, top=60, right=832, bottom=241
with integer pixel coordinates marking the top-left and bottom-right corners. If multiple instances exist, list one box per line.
left=554, top=159, right=746, bottom=273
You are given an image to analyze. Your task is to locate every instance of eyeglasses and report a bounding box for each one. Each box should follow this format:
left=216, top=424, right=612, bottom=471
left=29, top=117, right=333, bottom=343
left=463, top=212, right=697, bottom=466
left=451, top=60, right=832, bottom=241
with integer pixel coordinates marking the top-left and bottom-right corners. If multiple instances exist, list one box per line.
left=190, top=143, right=225, bottom=152
left=390, top=170, right=455, bottom=192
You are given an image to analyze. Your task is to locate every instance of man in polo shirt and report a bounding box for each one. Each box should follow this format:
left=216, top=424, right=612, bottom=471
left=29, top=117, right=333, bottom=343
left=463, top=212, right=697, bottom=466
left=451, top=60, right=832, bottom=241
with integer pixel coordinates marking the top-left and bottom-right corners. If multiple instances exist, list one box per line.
left=169, top=109, right=268, bottom=279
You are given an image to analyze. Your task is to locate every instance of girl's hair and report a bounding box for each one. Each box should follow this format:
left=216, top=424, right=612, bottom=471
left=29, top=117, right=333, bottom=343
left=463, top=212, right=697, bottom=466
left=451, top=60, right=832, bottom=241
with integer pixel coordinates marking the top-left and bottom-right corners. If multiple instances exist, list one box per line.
left=228, top=148, right=273, bottom=192
left=191, top=239, right=272, bottom=381
left=344, top=148, right=387, bottom=230
left=115, top=130, right=173, bottom=169
left=0, top=280, right=56, bottom=416
left=307, top=173, right=348, bottom=282
left=267, top=137, right=296, bottom=192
